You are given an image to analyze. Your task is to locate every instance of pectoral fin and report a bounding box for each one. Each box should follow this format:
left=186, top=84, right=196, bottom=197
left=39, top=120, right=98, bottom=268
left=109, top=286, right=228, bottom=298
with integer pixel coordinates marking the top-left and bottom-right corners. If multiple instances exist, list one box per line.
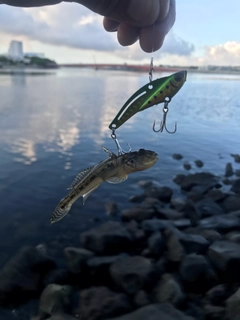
left=82, top=185, right=100, bottom=205
left=106, top=174, right=128, bottom=184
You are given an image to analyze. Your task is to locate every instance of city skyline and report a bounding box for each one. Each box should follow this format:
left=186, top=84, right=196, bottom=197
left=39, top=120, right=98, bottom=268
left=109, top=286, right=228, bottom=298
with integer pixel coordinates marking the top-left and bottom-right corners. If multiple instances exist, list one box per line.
left=0, top=1, right=240, bottom=66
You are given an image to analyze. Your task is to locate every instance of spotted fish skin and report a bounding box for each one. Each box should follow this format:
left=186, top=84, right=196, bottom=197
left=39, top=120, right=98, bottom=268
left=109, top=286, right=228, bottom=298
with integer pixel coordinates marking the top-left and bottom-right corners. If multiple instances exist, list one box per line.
left=50, top=148, right=158, bottom=224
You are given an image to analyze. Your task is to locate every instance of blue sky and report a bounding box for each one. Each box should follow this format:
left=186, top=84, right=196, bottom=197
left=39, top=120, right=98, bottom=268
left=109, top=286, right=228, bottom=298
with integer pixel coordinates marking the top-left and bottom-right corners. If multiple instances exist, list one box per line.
left=0, top=0, right=240, bottom=65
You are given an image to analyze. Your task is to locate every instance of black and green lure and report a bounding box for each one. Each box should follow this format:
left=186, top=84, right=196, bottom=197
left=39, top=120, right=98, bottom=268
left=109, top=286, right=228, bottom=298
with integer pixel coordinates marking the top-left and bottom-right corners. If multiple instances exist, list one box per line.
left=109, top=70, right=187, bottom=130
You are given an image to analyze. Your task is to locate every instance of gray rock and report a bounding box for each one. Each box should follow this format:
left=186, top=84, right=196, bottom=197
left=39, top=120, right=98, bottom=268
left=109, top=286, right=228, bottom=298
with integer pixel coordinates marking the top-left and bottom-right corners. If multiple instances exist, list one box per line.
left=147, top=232, right=164, bottom=256
left=164, top=229, right=185, bottom=262
left=182, top=201, right=200, bottom=226
left=199, top=214, right=240, bottom=232
left=231, top=154, right=240, bottom=163
left=226, top=288, right=240, bottom=320
left=124, top=220, right=145, bottom=242
left=129, top=194, right=145, bottom=203
left=144, top=186, right=173, bottom=202
left=224, top=231, right=240, bottom=244
left=144, top=197, right=164, bottom=210
left=133, top=290, right=150, bottom=308
left=204, top=304, right=226, bottom=320
left=207, top=189, right=226, bottom=202
left=180, top=254, right=217, bottom=292
left=0, top=246, right=56, bottom=307
left=121, top=205, right=155, bottom=222
left=80, top=286, right=132, bottom=320
left=208, top=241, right=240, bottom=282
left=45, top=313, right=79, bottom=320
left=173, top=174, right=186, bottom=185
left=195, top=198, right=225, bottom=218
left=183, top=162, right=191, bottom=170
left=236, top=170, right=240, bottom=177
left=156, top=208, right=184, bottom=220
left=170, top=198, right=186, bottom=211
left=137, top=180, right=153, bottom=188
left=183, top=228, right=222, bottom=243
left=173, top=153, right=183, bottom=160
left=195, top=160, right=204, bottom=168
left=39, top=284, right=72, bottom=315
left=105, top=202, right=119, bottom=216
left=64, top=247, right=94, bottom=274
left=107, top=303, right=195, bottom=320
left=223, top=195, right=240, bottom=212
left=110, top=256, right=153, bottom=294
left=173, top=219, right=194, bottom=230
left=206, top=284, right=231, bottom=305
left=231, top=179, right=240, bottom=194
left=225, top=163, right=234, bottom=177
left=87, top=254, right=128, bottom=269
left=81, top=222, right=132, bottom=254
left=179, top=234, right=210, bottom=254
left=153, top=273, right=185, bottom=306
left=141, top=219, right=174, bottom=234
left=175, top=172, right=218, bottom=191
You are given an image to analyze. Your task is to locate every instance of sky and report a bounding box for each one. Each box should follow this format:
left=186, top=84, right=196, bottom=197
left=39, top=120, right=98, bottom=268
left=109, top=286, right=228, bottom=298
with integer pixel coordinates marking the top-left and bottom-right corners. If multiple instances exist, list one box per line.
left=0, top=0, right=240, bottom=66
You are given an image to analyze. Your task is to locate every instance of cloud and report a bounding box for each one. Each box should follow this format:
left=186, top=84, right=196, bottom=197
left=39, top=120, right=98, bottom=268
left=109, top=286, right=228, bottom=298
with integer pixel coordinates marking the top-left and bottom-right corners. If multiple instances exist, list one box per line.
left=0, top=3, right=119, bottom=51
left=200, top=41, right=240, bottom=65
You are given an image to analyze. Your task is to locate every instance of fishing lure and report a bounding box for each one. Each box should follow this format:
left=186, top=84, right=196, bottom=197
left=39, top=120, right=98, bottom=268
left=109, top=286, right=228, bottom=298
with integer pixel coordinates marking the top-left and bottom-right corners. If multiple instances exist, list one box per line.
left=109, top=70, right=187, bottom=131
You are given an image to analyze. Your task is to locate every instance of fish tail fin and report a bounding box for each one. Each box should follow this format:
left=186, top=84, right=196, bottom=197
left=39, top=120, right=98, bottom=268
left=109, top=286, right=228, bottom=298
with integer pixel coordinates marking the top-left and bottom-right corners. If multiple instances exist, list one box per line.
left=50, top=200, right=72, bottom=225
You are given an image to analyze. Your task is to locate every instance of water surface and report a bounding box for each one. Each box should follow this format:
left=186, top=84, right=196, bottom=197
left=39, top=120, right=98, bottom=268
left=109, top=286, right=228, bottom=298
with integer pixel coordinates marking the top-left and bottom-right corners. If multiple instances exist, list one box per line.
left=0, top=68, right=240, bottom=267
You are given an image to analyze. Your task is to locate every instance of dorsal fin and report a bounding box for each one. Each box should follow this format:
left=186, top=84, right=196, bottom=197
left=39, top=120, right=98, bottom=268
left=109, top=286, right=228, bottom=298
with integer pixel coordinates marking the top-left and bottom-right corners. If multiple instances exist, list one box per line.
left=68, top=166, right=95, bottom=190
left=102, top=146, right=117, bottom=159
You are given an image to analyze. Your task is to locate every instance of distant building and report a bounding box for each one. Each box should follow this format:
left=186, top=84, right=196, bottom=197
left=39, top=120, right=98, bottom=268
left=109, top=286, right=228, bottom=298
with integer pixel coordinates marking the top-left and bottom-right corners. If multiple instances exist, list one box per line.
left=8, top=40, right=24, bottom=61
left=24, top=52, right=45, bottom=58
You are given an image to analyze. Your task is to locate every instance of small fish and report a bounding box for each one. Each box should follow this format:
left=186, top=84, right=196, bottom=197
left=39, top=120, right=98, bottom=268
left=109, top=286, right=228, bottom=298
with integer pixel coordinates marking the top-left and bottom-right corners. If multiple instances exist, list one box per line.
left=50, top=147, right=158, bottom=224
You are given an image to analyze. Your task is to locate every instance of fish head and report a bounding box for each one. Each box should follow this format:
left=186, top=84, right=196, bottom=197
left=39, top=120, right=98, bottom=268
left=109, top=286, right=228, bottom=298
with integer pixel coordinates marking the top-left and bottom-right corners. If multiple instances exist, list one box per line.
left=121, top=149, right=158, bottom=173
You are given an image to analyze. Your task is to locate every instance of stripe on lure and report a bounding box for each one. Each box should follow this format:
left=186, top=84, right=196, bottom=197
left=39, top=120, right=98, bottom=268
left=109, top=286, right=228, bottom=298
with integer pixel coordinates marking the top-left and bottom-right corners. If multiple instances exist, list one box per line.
left=109, top=70, right=187, bottom=130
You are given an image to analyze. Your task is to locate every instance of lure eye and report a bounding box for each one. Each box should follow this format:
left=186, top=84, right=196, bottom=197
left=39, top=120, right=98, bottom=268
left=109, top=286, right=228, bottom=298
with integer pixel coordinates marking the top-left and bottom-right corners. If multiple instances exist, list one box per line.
left=174, top=74, right=182, bottom=82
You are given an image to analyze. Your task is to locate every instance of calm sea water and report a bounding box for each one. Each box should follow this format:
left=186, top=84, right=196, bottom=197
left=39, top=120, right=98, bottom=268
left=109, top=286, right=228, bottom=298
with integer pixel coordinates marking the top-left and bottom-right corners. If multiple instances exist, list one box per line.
left=0, top=68, right=240, bottom=267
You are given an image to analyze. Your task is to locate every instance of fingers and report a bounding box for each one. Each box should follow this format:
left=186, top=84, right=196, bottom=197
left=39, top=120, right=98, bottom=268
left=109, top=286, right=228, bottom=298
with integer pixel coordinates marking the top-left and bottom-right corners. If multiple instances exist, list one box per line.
left=0, top=0, right=61, bottom=6
left=140, top=0, right=176, bottom=52
left=103, top=17, right=119, bottom=32
left=117, top=23, right=140, bottom=47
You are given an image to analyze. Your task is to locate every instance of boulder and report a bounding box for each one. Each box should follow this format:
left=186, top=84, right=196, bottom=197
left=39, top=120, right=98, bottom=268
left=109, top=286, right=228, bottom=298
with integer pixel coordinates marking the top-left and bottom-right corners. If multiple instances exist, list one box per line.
left=223, top=195, right=240, bottom=212
left=105, top=202, right=119, bottom=216
left=147, top=232, right=164, bottom=256
left=110, top=256, right=153, bottom=294
left=164, top=229, right=185, bottom=263
left=121, top=205, right=155, bottom=222
left=225, top=163, right=234, bottom=177
left=39, top=284, right=72, bottom=316
left=81, top=222, right=132, bottom=254
left=195, top=160, right=204, bottom=168
left=199, top=215, right=240, bottom=233
left=80, top=286, right=132, bottom=320
left=207, top=241, right=240, bottom=282
left=194, top=198, right=224, bottom=218
left=174, top=172, right=218, bottom=191
left=179, top=254, right=217, bottom=293
left=107, top=303, right=195, bottom=320
left=144, top=186, right=173, bottom=202
left=230, top=179, right=240, bottom=194
left=153, top=273, right=185, bottom=306
left=156, top=208, right=184, bottom=220
left=172, top=153, right=183, bottom=160
left=141, top=219, right=174, bottom=234
left=226, top=288, right=240, bottom=320
left=0, top=246, right=56, bottom=307
left=179, top=234, right=210, bottom=254
left=64, top=247, right=94, bottom=274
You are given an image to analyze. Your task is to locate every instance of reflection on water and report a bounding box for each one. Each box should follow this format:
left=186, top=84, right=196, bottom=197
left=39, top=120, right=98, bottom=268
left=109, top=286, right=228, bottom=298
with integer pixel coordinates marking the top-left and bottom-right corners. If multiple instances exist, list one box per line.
left=0, top=69, right=240, bottom=268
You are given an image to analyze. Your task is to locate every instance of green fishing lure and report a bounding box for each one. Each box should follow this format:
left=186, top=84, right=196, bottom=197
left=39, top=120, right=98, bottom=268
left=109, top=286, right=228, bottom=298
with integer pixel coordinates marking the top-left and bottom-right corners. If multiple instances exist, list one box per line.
left=109, top=70, right=187, bottom=130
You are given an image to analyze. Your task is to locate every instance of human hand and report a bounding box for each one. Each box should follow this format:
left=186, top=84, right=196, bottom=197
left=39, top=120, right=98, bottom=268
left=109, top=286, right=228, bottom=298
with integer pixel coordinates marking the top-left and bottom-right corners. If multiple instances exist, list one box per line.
left=1, top=0, right=176, bottom=53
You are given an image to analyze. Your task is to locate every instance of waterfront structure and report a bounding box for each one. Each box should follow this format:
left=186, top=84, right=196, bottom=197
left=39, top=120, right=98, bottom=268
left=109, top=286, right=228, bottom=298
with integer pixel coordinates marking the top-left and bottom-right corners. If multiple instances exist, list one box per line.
left=8, top=40, right=24, bottom=61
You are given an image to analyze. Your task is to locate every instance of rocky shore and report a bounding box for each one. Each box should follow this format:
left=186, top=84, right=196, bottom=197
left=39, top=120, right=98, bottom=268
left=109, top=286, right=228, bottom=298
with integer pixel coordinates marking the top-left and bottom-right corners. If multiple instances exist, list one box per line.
left=1, top=154, right=240, bottom=320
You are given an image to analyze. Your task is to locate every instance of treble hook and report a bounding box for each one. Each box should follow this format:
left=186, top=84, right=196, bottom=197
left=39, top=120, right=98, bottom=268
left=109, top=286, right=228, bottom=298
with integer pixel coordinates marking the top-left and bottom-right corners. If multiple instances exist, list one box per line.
left=152, top=98, right=177, bottom=134
left=111, top=125, right=131, bottom=155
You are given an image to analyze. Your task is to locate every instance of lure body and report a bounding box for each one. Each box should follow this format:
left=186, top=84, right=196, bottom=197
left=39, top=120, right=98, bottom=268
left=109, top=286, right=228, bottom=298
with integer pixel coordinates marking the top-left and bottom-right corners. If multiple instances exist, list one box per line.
left=109, top=70, right=187, bottom=130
